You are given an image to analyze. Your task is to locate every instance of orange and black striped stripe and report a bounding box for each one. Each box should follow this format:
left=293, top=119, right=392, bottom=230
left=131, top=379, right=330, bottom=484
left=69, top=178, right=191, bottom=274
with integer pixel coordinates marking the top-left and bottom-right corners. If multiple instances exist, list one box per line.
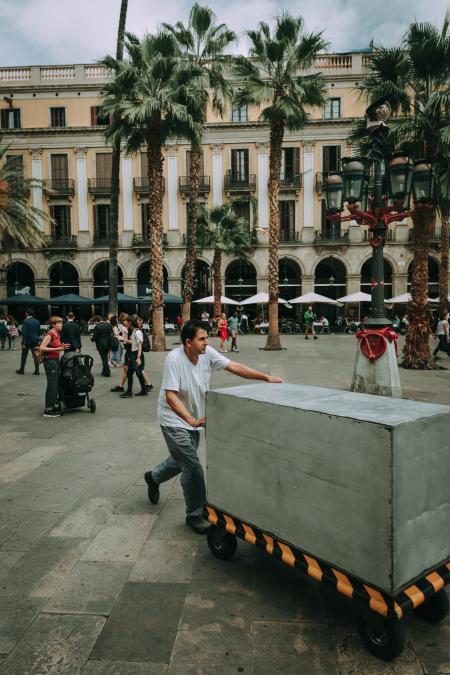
left=205, top=504, right=450, bottom=621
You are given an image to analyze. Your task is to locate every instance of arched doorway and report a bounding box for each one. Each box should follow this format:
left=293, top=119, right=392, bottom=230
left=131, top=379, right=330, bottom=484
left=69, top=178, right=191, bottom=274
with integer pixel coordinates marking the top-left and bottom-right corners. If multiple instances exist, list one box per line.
left=225, top=260, right=257, bottom=304
left=49, top=261, right=79, bottom=297
left=278, top=258, right=301, bottom=300
left=407, top=257, right=439, bottom=299
left=360, top=259, right=393, bottom=299
left=6, top=261, right=35, bottom=297
left=93, top=261, right=123, bottom=299
left=137, top=261, right=169, bottom=297
left=314, top=257, right=347, bottom=321
left=182, top=260, right=211, bottom=301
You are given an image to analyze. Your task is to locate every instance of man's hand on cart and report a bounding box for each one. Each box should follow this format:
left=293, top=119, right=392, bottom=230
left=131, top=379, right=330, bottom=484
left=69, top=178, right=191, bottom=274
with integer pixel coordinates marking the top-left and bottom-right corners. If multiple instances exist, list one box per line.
left=192, top=416, right=206, bottom=428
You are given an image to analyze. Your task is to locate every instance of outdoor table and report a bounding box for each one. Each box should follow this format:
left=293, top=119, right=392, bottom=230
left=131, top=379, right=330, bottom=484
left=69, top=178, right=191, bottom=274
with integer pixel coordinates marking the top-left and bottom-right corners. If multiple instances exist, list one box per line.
left=164, top=323, right=176, bottom=334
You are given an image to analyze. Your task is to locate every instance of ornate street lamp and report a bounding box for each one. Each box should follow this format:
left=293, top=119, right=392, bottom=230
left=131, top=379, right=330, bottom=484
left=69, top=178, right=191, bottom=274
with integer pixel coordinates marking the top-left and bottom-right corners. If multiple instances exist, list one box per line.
left=322, top=97, right=434, bottom=397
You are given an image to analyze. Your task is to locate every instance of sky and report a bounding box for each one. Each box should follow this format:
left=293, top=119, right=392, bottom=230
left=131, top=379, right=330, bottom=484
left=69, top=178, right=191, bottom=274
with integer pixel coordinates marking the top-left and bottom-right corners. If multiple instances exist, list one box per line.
left=0, top=0, right=449, bottom=66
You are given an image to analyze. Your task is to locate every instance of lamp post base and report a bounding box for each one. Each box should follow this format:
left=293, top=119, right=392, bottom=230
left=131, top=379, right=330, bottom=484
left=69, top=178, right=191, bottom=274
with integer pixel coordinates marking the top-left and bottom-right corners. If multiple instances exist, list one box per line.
left=351, top=339, right=402, bottom=398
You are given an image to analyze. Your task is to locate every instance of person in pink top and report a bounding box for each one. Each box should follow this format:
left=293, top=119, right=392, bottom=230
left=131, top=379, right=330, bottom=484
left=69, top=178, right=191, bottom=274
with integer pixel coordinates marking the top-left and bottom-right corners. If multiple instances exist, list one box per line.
left=39, top=316, right=70, bottom=417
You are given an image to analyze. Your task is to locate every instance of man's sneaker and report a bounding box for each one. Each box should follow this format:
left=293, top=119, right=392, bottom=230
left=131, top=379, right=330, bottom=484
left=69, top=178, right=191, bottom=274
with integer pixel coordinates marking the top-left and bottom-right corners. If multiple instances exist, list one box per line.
left=43, top=409, right=61, bottom=418
left=186, top=516, right=211, bottom=535
left=134, top=390, right=148, bottom=396
left=16, top=369, right=24, bottom=374
left=111, top=386, right=124, bottom=392
left=314, top=335, right=318, bottom=340
left=146, top=384, right=154, bottom=392
left=144, top=471, right=160, bottom=504
left=120, top=391, right=133, bottom=398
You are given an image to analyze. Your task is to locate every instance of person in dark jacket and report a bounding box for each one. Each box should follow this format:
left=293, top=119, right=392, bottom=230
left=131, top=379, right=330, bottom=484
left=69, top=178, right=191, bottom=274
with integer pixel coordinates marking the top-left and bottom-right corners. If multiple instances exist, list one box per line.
left=16, top=308, right=41, bottom=375
left=92, top=315, right=113, bottom=376
left=61, top=312, right=82, bottom=352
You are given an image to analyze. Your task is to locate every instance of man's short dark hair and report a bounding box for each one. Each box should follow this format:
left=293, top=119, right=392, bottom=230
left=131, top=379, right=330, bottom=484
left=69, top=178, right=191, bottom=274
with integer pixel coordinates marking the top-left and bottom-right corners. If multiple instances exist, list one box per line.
left=67, top=312, right=75, bottom=319
left=26, top=307, right=34, bottom=316
left=93, top=315, right=102, bottom=322
left=181, top=320, right=210, bottom=345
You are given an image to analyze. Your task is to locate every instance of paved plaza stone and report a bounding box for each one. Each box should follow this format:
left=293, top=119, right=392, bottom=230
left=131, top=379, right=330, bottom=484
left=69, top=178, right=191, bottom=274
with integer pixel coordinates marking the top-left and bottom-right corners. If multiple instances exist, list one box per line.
left=0, top=334, right=449, bottom=674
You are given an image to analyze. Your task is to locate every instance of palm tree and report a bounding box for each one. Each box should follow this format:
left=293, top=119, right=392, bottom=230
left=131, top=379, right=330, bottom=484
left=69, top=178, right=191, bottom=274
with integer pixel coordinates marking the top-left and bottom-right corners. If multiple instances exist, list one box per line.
left=233, top=14, right=327, bottom=349
left=197, top=201, right=255, bottom=319
left=108, top=0, right=128, bottom=317
left=164, top=4, right=236, bottom=325
left=358, top=14, right=450, bottom=369
left=101, top=32, right=199, bottom=351
left=0, top=138, right=49, bottom=248
left=437, top=163, right=450, bottom=315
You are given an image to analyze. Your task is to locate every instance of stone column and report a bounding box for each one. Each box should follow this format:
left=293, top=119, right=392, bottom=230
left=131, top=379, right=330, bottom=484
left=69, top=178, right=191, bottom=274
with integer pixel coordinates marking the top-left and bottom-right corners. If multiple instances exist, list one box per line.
left=302, top=142, right=315, bottom=243
left=302, top=274, right=315, bottom=295
left=257, top=143, right=269, bottom=229
left=74, top=147, right=90, bottom=249
left=346, top=274, right=361, bottom=295
left=123, top=278, right=137, bottom=296
left=34, top=278, right=50, bottom=297
left=393, top=273, right=408, bottom=296
left=211, top=144, right=224, bottom=208
left=30, top=148, right=43, bottom=230
left=167, top=145, right=179, bottom=231
left=121, top=156, right=133, bottom=232
left=78, top=278, right=93, bottom=299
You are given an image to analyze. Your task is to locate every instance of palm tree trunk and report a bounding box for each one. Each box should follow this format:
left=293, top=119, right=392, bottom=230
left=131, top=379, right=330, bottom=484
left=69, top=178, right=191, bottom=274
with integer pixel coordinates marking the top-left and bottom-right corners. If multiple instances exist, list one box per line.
left=265, top=115, right=284, bottom=350
left=213, top=247, right=222, bottom=322
left=108, top=0, right=128, bottom=317
left=147, top=120, right=166, bottom=351
left=439, top=214, right=449, bottom=316
left=402, top=207, right=435, bottom=369
left=182, top=143, right=201, bottom=324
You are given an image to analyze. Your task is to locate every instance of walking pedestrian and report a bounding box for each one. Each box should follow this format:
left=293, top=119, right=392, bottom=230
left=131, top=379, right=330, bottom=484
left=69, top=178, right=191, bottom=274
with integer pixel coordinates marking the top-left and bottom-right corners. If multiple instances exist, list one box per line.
left=110, top=316, right=123, bottom=366
left=60, top=312, right=82, bottom=352
left=110, top=314, right=153, bottom=393
left=120, top=316, right=148, bottom=398
left=38, top=316, right=70, bottom=417
left=433, top=312, right=449, bottom=359
left=16, top=308, right=41, bottom=375
left=92, top=315, right=113, bottom=376
left=304, top=305, right=318, bottom=340
left=144, top=319, right=283, bottom=534
left=218, top=312, right=228, bottom=352
left=0, top=315, right=8, bottom=350
left=8, top=319, right=18, bottom=350
left=228, top=310, right=239, bottom=352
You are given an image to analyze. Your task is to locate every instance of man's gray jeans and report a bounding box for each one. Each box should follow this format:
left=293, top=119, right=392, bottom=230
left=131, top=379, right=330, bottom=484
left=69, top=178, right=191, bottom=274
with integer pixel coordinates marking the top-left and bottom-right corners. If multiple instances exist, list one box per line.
left=153, top=426, right=205, bottom=518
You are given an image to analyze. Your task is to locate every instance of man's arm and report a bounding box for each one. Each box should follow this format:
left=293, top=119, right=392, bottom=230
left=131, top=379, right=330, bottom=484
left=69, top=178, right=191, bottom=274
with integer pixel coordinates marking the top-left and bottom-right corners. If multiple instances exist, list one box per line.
left=225, top=360, right=283, bottom=383
left=165, top=390, right=205, bottom=427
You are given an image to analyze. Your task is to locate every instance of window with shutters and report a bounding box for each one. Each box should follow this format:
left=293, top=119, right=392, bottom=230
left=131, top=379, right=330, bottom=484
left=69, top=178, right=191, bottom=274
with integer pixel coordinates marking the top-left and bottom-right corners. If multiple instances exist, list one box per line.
left=94, top=204, right=110, bottom=242
left=231, top=104, right=248, bottom=122
left=324, top=98, right=341, bottom=119
left=141, top=203, right=151, bottom=241
left=5, top=154, right=24, bottom=173
left=232, top=200, right=250, bottom=225
left=50, top=107, right=66, bottom=127
left=96, top=153, right=112, bottom=178
left=322, top=145, right=341, bottom=173
left=231, top=149, right=249, bottom=180
left=141, top=152, right=148, bottom=178
left=1, top=108, right=21, bottom=129
left=279, top=201, right=296, bottom=242
left=281, top=148, right=300, bottom=181
left=50, top=205, right=72, bottom=239
left=90, top=106, right=110, bottom=126
left=51, top=154, right=69, bottom=180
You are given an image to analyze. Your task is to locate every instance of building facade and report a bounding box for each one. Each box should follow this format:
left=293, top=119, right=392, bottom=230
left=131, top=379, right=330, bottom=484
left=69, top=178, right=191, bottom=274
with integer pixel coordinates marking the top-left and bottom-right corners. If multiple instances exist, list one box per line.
left=0, top=53, right=443, bottom=317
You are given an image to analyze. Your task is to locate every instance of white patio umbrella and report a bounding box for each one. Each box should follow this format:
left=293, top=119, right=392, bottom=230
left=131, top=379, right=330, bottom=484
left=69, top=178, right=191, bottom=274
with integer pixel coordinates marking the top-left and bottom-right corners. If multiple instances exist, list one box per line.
left=385, top=292, right=435, bottom=304
left=337, top=291, right=371, bottom=322
left=193, top=295, right=239, bottom=305
left=240, top=292, right=288, bottom=305
left=289, top=291, right=341, bottom=305
left=429, top=295, right=450, bottom=303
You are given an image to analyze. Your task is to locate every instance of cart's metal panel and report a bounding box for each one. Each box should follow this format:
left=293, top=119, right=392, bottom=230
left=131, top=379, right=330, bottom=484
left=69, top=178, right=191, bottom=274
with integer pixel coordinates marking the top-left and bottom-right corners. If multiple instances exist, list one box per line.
left=206, top=383, right=450, bottom=594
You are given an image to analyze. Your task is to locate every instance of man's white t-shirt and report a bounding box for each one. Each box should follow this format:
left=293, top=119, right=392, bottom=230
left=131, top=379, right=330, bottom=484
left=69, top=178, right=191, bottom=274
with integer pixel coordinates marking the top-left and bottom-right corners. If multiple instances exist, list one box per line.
left=157, top=346, right=230, bottom=430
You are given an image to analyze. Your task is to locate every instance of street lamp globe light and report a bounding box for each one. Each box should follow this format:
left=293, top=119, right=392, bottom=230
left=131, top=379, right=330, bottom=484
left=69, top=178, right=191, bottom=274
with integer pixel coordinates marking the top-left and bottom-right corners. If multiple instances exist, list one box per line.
left=387, top=152, right=414, bottom=209
left=342, top=158, right=368, bottom=204
left=323, top=174, right=344, bottom=213
left=412, top=160, right=434, bottom=203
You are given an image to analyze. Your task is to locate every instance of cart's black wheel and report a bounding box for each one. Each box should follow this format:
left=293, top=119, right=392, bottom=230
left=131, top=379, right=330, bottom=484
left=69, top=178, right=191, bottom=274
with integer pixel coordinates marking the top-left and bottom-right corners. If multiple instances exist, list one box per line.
left=207, top=525, right=237, bottom=561
left=59, top=400, right=65, bottom=416
left=89, top=399, right=96, bottom=413
left=415, top=589, right=449, bottom=624
left=357, top=614, right=405, bottom=661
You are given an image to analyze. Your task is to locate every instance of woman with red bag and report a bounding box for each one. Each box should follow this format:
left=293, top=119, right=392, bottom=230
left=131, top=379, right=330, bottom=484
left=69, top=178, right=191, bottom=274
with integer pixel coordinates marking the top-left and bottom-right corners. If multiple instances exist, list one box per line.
left=38, top=316, right=70, bottom=417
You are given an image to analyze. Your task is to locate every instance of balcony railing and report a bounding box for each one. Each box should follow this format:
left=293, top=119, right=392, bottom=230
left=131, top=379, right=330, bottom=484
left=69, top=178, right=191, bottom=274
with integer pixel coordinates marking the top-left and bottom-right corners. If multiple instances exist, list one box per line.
left=88, top=179, right=114, bottom=196
left=93, top=234, right=110, bottom=247
left=225, top=172, right=256, bottom=193
left=132, top=233, right=168, bottom=249
left=45, top=234, right=77, bottom=248
left=280, top=174, right=302, bottom=192
left=179, top=176, right=211, bottom=195
left=279, top=230, right=300, bottom=244
left=314, top=230, right=349, bottom=245
left=409, top=227, right=442, bottom=243
left=363, top=228, right=394, bottom=242
left=133, top=177, right=165, bottom=196
left=44, top=179, right=75, bottom=197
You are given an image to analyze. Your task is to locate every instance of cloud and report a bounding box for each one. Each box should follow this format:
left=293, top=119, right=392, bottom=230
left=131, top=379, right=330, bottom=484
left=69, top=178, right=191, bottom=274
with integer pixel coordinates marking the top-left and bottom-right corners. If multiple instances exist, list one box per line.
left=0, top=0, right=449, bottom=65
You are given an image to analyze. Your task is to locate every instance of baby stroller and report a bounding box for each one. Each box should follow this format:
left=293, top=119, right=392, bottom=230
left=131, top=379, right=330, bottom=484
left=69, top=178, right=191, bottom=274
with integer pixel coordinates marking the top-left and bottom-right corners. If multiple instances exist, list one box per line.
left=59, top=352, right=96, bottom=414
